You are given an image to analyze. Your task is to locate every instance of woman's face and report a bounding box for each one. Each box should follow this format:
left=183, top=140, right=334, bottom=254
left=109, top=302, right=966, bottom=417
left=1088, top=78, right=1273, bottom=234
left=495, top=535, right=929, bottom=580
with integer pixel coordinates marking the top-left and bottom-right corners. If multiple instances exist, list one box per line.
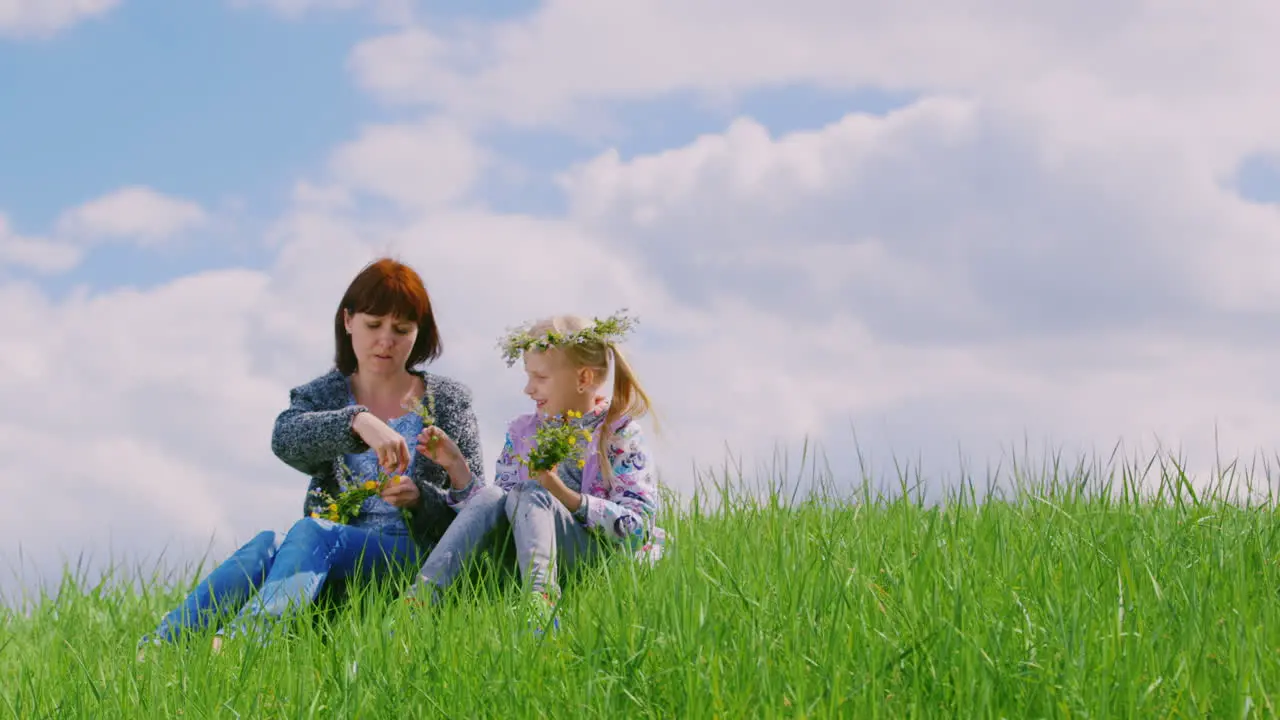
left=344, top=310, right=418, bottom=375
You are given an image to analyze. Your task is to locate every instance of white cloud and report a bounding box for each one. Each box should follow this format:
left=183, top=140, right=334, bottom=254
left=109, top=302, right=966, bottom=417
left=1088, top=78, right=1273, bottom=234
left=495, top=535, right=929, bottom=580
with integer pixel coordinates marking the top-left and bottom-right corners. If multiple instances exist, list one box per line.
left=544, top=91, right=1280, bottom=499
left=228, top=0, right=360, bottom=16
left=0, top=268, right=307, bottom=598
left=347, top=0, right=1280, bottom=156
left=0, top=214, right=81, bottom=274
left=55, top=186, right=208, bottom=246
left=326, top=118, right=487, bottom=211
left=227, top=0, right=413, bottom=23
left=0, top=0, right=119, bottom=38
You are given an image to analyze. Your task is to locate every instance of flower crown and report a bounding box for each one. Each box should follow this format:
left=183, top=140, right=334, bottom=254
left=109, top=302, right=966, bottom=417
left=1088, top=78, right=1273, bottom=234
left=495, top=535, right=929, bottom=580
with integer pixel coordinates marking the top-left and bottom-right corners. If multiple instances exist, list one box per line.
left=497, top=308, right=637, bottom=367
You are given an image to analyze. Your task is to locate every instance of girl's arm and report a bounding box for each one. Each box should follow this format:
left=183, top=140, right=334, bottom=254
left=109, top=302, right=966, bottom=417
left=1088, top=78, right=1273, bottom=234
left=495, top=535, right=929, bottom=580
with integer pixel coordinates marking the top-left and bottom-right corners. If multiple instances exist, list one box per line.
left=271, top=377, right=369, bottom=478
left=574, top=420, right=659, bottom=547
left=493, top=432, right=522, bottom=490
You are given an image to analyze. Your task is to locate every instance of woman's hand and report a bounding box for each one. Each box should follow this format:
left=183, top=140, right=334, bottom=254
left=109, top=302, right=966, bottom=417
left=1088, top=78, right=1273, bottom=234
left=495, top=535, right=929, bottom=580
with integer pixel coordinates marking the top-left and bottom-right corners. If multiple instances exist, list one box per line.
left=417, top=426, right=471, bottom=489
left=380, top=474, right=421, bottom=508
left=352, top=411, right=410, bottom=474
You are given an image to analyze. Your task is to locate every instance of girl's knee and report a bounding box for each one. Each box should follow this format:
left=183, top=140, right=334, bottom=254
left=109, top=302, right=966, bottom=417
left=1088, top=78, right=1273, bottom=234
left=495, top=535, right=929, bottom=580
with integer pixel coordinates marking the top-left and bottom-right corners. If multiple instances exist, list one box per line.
left=504, top=481, right=552, bottom=517
left=472, top=483, right=507, bottom=505
left=510, top=480, right=542, bottom=494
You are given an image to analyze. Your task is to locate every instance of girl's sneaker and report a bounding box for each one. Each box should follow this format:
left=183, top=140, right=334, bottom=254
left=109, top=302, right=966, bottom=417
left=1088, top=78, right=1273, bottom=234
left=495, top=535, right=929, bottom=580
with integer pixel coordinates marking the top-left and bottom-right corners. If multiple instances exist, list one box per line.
left=519, top=592, right=560, bottom=636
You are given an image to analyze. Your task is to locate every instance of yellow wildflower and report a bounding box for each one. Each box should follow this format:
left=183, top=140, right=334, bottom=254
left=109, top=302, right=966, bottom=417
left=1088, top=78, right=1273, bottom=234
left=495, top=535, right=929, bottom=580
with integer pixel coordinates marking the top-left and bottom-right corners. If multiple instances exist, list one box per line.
left=310, top=512, right=320, bottom=519
left=363, top=480, right=378, bottom=491
left=329, top=503, right=338, bottom=513
left=568, top=436, right=577, bottom=446
left=577, top=459, right=586, bottom=469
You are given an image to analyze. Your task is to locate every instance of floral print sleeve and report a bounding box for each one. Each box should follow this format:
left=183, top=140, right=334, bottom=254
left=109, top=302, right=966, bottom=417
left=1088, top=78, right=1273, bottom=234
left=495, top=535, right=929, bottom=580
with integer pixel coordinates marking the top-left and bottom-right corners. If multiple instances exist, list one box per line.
left=445, top=431, right=521, bottom=508
left=444, top=475, right=482, bottom=508
left=494, top=432, right=522, bottom=490
left=579, top=419, right=658, bottom=547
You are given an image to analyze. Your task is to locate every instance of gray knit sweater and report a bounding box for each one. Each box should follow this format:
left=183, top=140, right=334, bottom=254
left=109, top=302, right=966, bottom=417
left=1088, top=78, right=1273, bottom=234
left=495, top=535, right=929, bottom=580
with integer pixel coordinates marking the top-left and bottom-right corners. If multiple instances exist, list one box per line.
left=270, top=367, right=485, bottom=549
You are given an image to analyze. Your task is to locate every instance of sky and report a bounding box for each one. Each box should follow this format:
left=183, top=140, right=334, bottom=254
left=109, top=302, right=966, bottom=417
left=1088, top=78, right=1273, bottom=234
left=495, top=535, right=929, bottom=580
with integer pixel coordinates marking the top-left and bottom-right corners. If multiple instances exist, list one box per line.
left=3, top=0, right=1280, bottom=602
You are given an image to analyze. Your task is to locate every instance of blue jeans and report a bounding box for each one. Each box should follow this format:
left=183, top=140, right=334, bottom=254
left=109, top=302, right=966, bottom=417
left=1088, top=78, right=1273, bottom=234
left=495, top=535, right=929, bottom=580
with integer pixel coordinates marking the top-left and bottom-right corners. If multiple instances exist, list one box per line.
left=413, top=481, right=600, bottom=600
left=142, top=516, right=422, bottom=645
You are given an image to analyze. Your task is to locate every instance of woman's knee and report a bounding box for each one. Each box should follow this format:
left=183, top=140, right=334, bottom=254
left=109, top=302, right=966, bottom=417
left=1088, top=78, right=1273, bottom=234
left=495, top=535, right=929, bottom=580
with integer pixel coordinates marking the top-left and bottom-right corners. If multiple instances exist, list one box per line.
left=224, top=529, right=284, bottom=573
left=285, top=516, right=334, bottom=545
left=245, top=529, right=283, bottom=558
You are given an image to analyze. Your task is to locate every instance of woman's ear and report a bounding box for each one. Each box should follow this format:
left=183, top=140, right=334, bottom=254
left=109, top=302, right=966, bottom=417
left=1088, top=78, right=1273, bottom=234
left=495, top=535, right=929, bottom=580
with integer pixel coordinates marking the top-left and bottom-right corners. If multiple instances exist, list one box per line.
left=342, top=309, right=353, bottom=334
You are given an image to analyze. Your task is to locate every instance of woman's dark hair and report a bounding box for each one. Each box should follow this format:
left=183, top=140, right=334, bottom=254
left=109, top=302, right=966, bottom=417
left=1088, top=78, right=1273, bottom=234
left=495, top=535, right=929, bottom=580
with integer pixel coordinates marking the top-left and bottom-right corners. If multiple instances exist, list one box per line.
left=333, top=257, right=441, bottom=374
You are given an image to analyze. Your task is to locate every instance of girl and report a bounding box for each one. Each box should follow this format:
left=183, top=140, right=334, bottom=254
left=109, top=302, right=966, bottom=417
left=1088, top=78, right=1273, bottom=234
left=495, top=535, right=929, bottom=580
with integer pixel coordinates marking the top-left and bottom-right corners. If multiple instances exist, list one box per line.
left=408, top=310, right=663, bottom=630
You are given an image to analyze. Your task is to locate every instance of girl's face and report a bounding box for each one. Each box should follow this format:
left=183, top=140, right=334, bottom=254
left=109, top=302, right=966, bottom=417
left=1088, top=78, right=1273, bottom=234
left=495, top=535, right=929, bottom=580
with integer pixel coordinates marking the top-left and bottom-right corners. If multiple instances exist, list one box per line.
left=344, top=310, right=418, bottom=375
left=523, top=349, right=592, bottom=417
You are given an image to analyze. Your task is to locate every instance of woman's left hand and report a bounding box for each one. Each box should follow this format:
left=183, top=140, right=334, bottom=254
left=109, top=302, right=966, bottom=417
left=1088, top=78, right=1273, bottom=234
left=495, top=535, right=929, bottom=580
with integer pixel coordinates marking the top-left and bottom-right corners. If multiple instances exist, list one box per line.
left=380, top=475, right=421, bottom=508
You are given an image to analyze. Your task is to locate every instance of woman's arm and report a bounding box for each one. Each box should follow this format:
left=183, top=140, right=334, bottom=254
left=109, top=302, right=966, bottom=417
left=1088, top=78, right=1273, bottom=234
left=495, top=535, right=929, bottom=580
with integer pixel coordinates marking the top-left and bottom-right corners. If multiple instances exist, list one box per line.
left=574, top=420, right=660, bottom=547
left=413, top=376, right=487, bottom=515
left=436, top=378, right=485, bottom=481
left=271, top=374, right=369, bottom=478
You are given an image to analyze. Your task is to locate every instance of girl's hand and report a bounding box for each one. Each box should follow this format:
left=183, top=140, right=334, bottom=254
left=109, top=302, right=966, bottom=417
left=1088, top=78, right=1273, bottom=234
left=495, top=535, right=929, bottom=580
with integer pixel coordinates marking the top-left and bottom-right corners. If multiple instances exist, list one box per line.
left=417, top=426, right=470, bottom=488
left=352, top=412, right=410, bottom=474
left=535, top=468, right=583, bottom=513
left=380, top=474, right=421, bottom=508
left=535, top=468, right=562, bottom=491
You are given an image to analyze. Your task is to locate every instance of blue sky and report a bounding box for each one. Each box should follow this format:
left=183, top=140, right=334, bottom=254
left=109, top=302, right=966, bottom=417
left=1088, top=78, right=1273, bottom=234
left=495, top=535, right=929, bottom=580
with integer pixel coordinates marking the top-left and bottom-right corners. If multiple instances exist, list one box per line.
left=2, top=0, right=1280, bottom=600
left=0, top=1, right=376, bottom=226
left=1, top=0, right=381, bottom=292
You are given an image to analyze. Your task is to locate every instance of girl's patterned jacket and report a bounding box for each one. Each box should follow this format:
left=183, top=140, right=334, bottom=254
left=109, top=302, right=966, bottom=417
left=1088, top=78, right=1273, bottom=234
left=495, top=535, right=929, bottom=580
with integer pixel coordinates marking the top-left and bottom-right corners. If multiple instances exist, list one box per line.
left=270, top=367, right=486, bottom=549
left=456, top=402, right=666, bottom=562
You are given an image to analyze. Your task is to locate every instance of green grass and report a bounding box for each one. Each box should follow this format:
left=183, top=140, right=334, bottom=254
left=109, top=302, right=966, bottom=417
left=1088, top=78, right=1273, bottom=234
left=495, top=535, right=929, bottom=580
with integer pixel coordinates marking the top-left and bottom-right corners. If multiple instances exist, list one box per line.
left=3, top=446, right=1280, bottom=718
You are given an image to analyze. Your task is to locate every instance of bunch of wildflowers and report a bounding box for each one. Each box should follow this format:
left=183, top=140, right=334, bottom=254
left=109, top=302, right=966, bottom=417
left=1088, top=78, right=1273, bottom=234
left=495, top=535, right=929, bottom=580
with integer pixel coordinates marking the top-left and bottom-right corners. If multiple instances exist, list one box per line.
left=310, top=459, right=412, bottom=525
left=521, top=410, right=594, bottom=473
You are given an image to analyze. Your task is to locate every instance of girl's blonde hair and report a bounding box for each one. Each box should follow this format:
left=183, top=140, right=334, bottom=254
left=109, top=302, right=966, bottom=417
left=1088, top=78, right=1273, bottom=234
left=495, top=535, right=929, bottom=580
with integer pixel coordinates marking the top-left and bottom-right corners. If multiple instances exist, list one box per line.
left=526, top=314, right=658, bottom=487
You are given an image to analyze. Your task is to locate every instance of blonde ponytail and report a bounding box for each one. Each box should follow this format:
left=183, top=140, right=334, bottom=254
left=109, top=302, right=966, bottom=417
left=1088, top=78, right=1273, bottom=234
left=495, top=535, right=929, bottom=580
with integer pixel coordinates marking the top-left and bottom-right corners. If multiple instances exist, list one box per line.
left=595, top=343, right=658, bottom=488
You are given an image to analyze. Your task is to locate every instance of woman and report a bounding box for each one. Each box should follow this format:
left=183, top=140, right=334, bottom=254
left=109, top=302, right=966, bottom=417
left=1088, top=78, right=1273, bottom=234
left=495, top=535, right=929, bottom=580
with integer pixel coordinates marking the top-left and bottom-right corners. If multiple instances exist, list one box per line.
left=138, top=257, right=485, bottom=653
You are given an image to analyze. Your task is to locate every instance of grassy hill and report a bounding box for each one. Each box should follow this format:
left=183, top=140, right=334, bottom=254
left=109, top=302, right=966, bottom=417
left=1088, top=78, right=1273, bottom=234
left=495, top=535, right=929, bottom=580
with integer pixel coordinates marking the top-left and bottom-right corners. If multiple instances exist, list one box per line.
left=3, top=455, right=1279, bottom=718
